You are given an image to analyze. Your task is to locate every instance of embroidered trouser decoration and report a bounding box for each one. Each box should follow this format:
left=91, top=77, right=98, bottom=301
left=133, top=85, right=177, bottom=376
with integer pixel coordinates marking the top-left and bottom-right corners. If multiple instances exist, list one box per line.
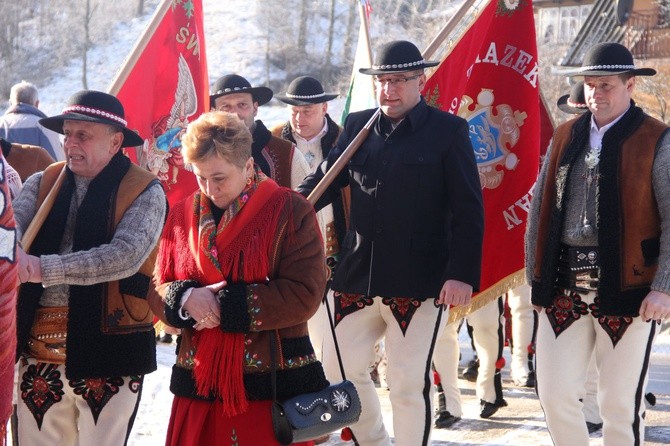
left=589, top=295, right=633, bottom=347
left=20, top=362, right=65, bottom=429
left=381, top=297, right=422, bottom=336
left=546, top=288, right=589, bottom=337
left=69, top=376, right=125, bottom=424
left=333, top=291, right=374, bottom=327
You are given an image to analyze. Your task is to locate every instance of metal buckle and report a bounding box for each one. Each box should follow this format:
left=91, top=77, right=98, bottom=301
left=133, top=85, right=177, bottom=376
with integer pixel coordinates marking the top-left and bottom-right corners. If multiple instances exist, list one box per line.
left=575, top=280, right=598, bottom=291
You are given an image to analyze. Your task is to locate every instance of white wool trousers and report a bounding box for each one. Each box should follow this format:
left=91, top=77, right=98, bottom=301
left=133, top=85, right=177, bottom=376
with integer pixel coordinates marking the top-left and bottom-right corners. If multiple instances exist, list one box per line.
left=536, top=290, right=658, bottom=446
left=467, top=297, right=505, bottom=404
left=582, top=352, right=602, bottom=425
left=434, top=297, right=505, bottom=409
left=322, top=295, right=446, bottom=446
left=432, top=319, right=463, bottom=417
left=17, top=359, right=143, bottom=446
left=307, top=292, right=331, bottom=362
left=507, top=284, right=536, bottom=383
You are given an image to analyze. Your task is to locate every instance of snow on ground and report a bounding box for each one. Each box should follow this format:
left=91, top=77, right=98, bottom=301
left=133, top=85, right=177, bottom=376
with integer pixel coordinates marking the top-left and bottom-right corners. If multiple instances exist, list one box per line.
left=24, top=2, right=670, bottom=444
left=130, top=326, right=670, bottom=445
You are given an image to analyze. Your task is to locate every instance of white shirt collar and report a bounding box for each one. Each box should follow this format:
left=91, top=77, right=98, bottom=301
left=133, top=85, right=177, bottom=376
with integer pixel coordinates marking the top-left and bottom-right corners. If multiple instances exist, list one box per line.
left=292, top=118, right=328, bottom=144
left=589, top=106, right=629, bottom=150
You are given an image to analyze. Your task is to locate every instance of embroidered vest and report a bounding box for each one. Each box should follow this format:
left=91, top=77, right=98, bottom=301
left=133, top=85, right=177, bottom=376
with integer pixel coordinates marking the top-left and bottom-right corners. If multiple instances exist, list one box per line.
left=533, top=112, right=669, bottom=315
left=271, top=117, right=351, bottom=263
left=16, top=156, right=161, bottom=379
left=261, top=136, right=293, bottom=188
left=35, top=162, right=158, bottom=334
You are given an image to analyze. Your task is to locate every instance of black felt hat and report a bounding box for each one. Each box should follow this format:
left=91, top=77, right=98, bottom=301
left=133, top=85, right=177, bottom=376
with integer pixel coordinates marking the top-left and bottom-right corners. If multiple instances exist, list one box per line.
left=275, top=76, right=338, bottom=106
left=557, top=81, right=589, bottom=115
left=209, top=74, right=273, bottom=106
left=570, top=42, right=656, bottom=77
left=359, top=40, right=438, bottom=75
left=39, top=90, right=143, bottom=147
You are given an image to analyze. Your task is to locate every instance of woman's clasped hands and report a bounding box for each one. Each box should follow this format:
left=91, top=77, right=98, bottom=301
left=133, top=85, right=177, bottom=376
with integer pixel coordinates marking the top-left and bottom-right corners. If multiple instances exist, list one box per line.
left=185, top=281, right=226, bottom=330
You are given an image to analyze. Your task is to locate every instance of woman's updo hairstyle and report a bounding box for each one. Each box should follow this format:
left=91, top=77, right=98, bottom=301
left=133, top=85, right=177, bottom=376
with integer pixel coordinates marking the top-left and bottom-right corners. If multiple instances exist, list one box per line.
left=182, top=111, right=252, bottom=168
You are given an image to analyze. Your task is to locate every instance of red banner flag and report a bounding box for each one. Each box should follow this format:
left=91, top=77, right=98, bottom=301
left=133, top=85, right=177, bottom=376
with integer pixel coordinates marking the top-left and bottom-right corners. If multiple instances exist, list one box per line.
left=0, top=154, right=17, bottom=434
left=423, top=0, right=542, bottom=319
left=109, top=0, right=209, bottom=206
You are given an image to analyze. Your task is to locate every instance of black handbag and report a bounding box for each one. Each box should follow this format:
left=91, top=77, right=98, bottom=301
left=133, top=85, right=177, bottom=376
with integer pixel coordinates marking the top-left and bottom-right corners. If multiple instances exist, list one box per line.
left=270, top=292, right=361, bottom=445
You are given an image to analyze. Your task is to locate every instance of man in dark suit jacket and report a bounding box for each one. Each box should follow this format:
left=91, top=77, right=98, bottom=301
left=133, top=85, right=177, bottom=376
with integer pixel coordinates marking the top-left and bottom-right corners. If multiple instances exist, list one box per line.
left=298, top=40, right=484, bottom=446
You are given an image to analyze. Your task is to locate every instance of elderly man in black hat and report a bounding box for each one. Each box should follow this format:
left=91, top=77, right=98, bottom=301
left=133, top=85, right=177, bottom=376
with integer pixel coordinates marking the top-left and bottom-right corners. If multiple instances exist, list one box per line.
left=210, top=74, right=309, bottom=189
left=272, top=76, right=346, bottom=362
left=12, top=90, right=166, bottom=445
left=298, top=40, right=484, bottom=446
left=526, top=42, right=670, bottom=445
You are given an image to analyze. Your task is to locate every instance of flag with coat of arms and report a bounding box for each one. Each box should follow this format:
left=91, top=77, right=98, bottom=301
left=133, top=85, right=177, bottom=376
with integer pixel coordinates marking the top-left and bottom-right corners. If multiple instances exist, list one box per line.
left=109, top=0, right=209, bottom=206
left=423, top=0, right=542, bottom=320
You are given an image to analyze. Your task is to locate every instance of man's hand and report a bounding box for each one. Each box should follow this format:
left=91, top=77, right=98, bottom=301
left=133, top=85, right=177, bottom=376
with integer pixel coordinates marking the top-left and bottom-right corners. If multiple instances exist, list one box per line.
left=639, top=290, right=670, bottom=322
left=17, top=248, right=41, bottom=284
left=185, top=281, right=225, bottom=330
left=437, top=279, right=473, bottom=307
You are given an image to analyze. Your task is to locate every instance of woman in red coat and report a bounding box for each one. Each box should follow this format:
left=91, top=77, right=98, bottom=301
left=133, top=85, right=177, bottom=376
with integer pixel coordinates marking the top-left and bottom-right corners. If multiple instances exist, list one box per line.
left=154, top=111, right=329, bottom=445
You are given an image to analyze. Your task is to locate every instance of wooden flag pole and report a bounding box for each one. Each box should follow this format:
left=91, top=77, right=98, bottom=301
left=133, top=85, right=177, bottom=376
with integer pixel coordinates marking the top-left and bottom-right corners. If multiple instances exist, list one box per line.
left=358, top=1, right=376, bottom=99
left=21, top=165, right=67, bottom=252
left=307, top=0, right=484, bottom=205
left=107, top=0, right=172, bottom=95
left=307, top=109, right=379, bottom=205
left=423, top=0, right=484, bottom=60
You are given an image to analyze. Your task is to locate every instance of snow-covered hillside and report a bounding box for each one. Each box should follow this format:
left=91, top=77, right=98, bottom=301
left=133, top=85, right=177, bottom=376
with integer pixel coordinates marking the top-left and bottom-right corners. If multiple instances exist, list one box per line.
left=37, top=0, right=346, bottom=128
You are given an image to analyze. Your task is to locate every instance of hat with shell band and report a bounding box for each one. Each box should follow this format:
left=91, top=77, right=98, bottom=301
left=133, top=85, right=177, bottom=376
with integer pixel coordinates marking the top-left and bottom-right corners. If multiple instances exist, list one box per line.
left=275, top=76, right=338, bottom=106
left=569, top=42, right=656, bottom=77
left=359, top=40, right=439, bottom=75
left=209, top=74, right=273, bottom=106
left=39, top=90, right=144, bottom=148
left=557, top=81, right=589, bottom=115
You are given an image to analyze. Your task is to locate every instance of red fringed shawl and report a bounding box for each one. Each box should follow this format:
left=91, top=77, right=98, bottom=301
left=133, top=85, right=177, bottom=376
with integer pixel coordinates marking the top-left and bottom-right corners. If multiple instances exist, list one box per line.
left=184, top=176, right=290, bottom=416
left=0, top=157, right=17, bottom=444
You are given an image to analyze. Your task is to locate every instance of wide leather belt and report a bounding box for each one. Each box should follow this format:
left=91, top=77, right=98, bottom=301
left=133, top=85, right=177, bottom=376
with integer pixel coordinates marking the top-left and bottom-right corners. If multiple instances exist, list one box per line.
left=25, top=306, right=68, bottom=364
left=556, top=244, right=599, bottom=292
left=324, top=221, right=340, bottom=257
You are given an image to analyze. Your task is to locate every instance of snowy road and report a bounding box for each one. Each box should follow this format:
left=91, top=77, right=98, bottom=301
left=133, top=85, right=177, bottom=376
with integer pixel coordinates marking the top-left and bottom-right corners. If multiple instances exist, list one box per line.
left=129, top=330, right=670, bottom=446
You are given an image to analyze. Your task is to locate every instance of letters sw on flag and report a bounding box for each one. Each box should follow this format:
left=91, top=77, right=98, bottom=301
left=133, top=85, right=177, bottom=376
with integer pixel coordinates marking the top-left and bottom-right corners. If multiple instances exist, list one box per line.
left=423, top=0, right=541, bottom=312
left=111, top=0, right=209, bottom=206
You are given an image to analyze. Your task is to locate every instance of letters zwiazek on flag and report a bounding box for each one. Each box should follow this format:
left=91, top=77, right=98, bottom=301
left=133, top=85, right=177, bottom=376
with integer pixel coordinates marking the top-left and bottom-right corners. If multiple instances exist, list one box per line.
left=109, top=0, right=209, bottom=206
left=423, top=0, right=541, bottom=321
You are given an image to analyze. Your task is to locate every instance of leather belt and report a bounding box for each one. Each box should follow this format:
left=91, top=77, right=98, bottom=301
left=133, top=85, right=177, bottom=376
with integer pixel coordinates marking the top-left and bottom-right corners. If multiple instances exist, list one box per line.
left=557, top=244, right=599, bottom=292
left=25, top=306, right=68, bottom=364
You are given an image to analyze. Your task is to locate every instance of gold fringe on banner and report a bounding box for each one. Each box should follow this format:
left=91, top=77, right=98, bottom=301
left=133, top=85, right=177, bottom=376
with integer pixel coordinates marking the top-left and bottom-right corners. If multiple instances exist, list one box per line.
left=447, top=269, right=528, bottom=324
left=154, top=320, right=167, bottom=337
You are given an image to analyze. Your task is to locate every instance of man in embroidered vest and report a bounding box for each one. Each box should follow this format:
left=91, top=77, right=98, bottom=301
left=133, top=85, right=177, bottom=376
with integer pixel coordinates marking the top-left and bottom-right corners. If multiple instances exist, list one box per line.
left=298, top=40, right=484, bottom=446
left=271, top=76, right=347, bottom=360
left=209, top=74, right=310, bottom=189
left=526, top=42, right=670, bottom=446
left=13, top=90, right=167, bottom=446
left=554, top=80, right=604, bottom=436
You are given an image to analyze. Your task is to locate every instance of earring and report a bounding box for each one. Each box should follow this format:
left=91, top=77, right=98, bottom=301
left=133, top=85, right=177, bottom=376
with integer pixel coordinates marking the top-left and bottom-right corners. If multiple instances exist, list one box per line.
left=246, top=177, right=252, bottom=185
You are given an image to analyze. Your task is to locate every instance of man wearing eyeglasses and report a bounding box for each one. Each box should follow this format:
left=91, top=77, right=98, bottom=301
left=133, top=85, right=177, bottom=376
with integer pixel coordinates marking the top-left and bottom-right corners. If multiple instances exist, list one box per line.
left=209, top=74, right=310, bottom=189
left=298, top=40, right=484, bottom=446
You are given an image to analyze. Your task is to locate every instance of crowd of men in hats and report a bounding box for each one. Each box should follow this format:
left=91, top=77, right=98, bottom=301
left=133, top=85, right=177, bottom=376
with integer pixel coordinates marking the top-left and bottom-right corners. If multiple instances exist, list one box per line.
left=0, top=38, right=668, bottom=446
